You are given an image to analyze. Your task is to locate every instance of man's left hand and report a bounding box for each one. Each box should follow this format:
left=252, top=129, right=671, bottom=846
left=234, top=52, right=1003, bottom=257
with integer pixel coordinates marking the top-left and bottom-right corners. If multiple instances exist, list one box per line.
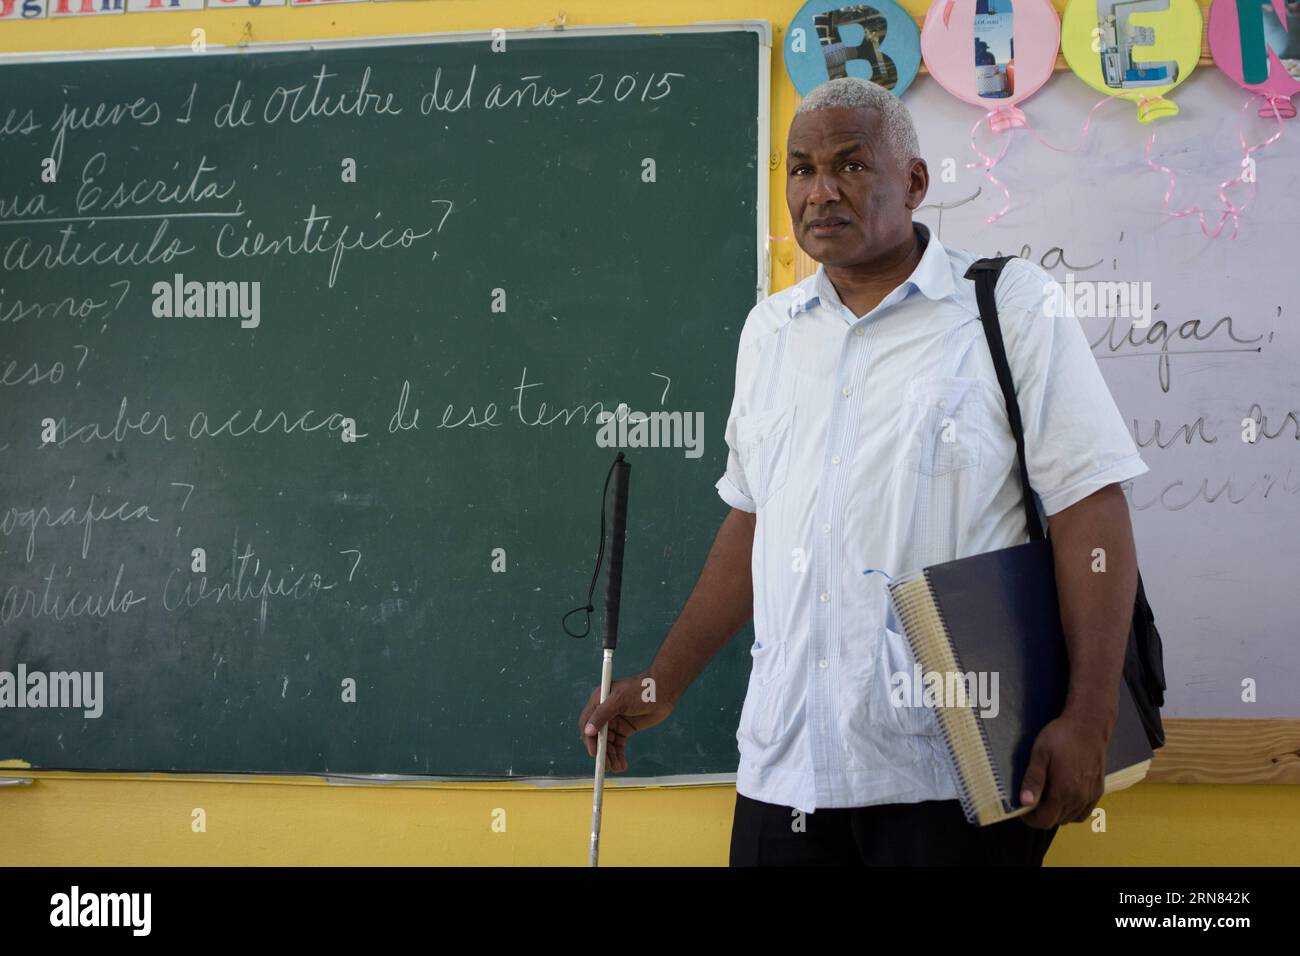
left=1018, top=712, right=1111, bottom=829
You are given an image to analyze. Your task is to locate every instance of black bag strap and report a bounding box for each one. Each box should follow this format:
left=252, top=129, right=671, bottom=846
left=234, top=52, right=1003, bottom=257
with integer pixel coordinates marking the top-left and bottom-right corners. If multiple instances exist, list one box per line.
left=964, top=255, right=1167, bottom=747
left=967, top=260, right=1170, bottom=749
left=964, top=257, right=1044, bottom=543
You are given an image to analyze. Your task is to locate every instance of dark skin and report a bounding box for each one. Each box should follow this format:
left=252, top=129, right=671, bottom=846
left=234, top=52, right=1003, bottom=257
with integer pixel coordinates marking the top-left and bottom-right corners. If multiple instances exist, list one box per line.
left=579, top=105, right=1138, bottom=831
left=785, top=105, right=929, bottom=318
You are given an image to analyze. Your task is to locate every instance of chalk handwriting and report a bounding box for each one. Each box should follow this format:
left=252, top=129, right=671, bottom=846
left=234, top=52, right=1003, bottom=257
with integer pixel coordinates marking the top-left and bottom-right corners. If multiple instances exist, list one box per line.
left=1, top=491, right=159, bottom=562
left=0, top=562, right=146, bottom=628
left=215, top=201, right=451, bottom=288
left=512, top=367, right=610, bottom=427
left=76, top=151, right=242, bottom=218
left=54, top=398, right=175, bottom=446
left=47, top=96, right=162, bottom=175
left=1243, top=404, right=1300, bottom=441
left=993, top=243, right=1103, bottom=273
left=263, top=65, right=402, bottom=124
left=1091, top=314, right=1264, bottom=392
left=0, top=107, right=39, bottom=139
left=1, top=355, right=65, bottom=387
left=160, top=541, right=352, bottom=634
left=1132, top=417, right=1218, bottom=448
left=2, top=220, right=193, bottom=272
left=1126, top=470, right=1300, bottom=511
left=0, top=281, right=126, bottom=326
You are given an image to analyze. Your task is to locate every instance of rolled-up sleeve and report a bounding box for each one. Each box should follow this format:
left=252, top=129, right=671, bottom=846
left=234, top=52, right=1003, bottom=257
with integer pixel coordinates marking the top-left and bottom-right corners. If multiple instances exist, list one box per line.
left=716, top=433, right=756, bottom=512
left=715, top=310, right=762, bottom=514
left=997, top=261, right=1148, bottom=516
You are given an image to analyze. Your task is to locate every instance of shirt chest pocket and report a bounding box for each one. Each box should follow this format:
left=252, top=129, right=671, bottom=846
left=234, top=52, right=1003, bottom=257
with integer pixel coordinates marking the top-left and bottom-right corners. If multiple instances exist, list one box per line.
left=900, top=378, right=988, bottom=477
left=736, top=404, right=796, bottom=508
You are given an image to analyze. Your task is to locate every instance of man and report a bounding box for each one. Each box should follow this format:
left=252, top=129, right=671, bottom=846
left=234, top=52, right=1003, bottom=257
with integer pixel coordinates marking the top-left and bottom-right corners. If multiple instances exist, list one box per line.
left=578, top=76, right=1147, bottom=866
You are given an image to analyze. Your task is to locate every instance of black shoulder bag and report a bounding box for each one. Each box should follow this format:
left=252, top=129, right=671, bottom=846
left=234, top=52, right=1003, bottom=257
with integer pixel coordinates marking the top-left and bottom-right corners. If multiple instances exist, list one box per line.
left=965, top=257, right=1167, bottom=750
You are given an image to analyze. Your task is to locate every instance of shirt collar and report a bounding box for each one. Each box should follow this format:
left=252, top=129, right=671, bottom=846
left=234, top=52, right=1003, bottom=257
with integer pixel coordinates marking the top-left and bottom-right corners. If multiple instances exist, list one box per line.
left=788, top=222, right=955, bottom=320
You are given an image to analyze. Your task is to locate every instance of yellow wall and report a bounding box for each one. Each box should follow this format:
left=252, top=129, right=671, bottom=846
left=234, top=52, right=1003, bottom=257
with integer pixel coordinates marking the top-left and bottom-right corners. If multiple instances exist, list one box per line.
left=2, top=774, right=1297, bottom=865
left=3, top=0, right=1294, bottom=867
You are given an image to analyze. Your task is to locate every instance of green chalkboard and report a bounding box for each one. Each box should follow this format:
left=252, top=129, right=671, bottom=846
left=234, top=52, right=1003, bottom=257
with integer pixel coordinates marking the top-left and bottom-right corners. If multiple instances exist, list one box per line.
left=0, top=27, right=767, bottom=775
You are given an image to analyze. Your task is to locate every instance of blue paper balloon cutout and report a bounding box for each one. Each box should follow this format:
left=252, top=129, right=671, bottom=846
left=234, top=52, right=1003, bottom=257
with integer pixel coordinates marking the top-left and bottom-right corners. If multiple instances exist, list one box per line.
left=785, top=0, right=923, bottom=97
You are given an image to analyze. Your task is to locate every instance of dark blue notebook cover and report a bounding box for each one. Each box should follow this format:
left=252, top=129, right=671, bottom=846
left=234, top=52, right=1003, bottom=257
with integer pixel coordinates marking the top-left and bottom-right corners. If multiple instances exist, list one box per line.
left=921, top=540, right=1154, bottom=817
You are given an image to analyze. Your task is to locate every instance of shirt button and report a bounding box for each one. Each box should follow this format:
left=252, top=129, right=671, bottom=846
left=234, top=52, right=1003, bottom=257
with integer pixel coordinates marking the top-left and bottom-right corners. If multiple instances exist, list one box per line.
left=819, top=659, right=829, bottom=669
left=831, top=455, right=841, bottom=465
left=819, top=592, right=829, bottom=603
left=841, top=386, right=852, bottom=397
left=854, top=327, right=865, bottom=337
left=821, top=523, right=831, bottom=533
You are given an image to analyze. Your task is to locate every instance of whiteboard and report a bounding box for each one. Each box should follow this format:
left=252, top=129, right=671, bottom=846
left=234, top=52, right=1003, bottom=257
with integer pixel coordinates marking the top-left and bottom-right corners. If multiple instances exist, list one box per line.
left=908, top=69, right=1299, bottom=718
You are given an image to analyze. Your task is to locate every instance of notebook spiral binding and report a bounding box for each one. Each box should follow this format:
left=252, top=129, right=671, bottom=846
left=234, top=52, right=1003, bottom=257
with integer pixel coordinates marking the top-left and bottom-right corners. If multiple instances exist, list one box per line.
left=888, top=569, right=1011, bottom=826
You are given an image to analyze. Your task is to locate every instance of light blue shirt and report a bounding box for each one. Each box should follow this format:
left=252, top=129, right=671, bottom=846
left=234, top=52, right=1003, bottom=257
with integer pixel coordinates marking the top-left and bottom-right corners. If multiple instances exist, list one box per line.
left=715, top=223, right=1148, bottom=813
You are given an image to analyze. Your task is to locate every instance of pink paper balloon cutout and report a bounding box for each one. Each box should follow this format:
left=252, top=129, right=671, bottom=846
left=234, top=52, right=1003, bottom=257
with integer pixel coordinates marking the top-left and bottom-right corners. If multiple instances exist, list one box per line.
left=1208, top=0, right=1300, bottom=118
left=922, top=0, right=1062, bottom=130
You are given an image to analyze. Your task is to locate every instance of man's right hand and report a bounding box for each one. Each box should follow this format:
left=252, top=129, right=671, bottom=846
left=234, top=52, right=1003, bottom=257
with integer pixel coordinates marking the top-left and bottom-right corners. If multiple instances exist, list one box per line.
left=574, top=507, right=757, bottom=773
left=577, top=670, right=676, bottom=772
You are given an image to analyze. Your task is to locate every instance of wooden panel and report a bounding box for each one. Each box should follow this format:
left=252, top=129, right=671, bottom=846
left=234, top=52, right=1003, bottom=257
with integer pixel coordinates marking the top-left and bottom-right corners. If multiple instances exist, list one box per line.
left=1148, top=719, right=1300, bottom=784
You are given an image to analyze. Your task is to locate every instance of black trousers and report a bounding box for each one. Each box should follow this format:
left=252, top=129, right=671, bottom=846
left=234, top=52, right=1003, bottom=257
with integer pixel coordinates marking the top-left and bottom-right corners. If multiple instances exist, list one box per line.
left=729, top=792, right=1058, bottom=866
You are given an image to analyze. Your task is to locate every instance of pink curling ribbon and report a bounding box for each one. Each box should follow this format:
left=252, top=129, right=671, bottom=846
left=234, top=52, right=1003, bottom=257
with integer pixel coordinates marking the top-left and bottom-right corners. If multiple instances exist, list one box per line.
left=965, top=107, right=1019, bottom=224
left=1142, top=93, right=1286, bottom=240
left=1257, top=93, right=1296, bottom=121
left=1028, top=92, right=1129, bottom=153
left=965, top=90, right=1281, bottom=237
left=965, top=95, right=1130, bottom=225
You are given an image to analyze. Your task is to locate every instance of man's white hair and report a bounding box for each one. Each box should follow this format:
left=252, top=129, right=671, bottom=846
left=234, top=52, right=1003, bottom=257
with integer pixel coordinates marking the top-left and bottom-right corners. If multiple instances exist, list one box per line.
left=794, top=77, right=920, bottom=169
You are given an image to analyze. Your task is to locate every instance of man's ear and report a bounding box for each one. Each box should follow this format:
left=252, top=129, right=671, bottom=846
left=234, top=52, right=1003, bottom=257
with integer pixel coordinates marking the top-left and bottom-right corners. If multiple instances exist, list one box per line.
left=905, top=158, right=929, bottom=210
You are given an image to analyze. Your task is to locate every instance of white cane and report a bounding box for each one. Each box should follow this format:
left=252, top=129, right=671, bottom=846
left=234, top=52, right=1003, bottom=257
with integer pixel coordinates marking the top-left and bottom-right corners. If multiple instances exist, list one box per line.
left=589, top=453, right=630, bottom=867
left=589, top=647, right=615, bottom=866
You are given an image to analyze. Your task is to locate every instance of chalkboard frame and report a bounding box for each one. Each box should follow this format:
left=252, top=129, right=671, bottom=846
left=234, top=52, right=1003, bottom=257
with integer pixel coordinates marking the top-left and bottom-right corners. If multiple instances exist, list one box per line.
left=0, top=21, right=774, bottom=783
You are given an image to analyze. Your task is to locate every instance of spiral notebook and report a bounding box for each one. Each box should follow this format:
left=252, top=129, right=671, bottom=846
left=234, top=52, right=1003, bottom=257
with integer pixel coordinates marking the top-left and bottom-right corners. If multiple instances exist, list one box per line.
left=887, top=540, right=1154, bottom=827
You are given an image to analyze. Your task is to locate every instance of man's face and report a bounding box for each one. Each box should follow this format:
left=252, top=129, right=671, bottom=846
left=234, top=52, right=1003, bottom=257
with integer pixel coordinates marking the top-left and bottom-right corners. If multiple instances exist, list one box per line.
left=785, top=106, right=926, bottom=267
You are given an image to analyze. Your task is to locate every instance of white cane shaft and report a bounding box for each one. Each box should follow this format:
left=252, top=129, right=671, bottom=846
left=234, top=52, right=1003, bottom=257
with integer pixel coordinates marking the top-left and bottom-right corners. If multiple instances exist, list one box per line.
left=588, top=651, right=615, bottom=867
